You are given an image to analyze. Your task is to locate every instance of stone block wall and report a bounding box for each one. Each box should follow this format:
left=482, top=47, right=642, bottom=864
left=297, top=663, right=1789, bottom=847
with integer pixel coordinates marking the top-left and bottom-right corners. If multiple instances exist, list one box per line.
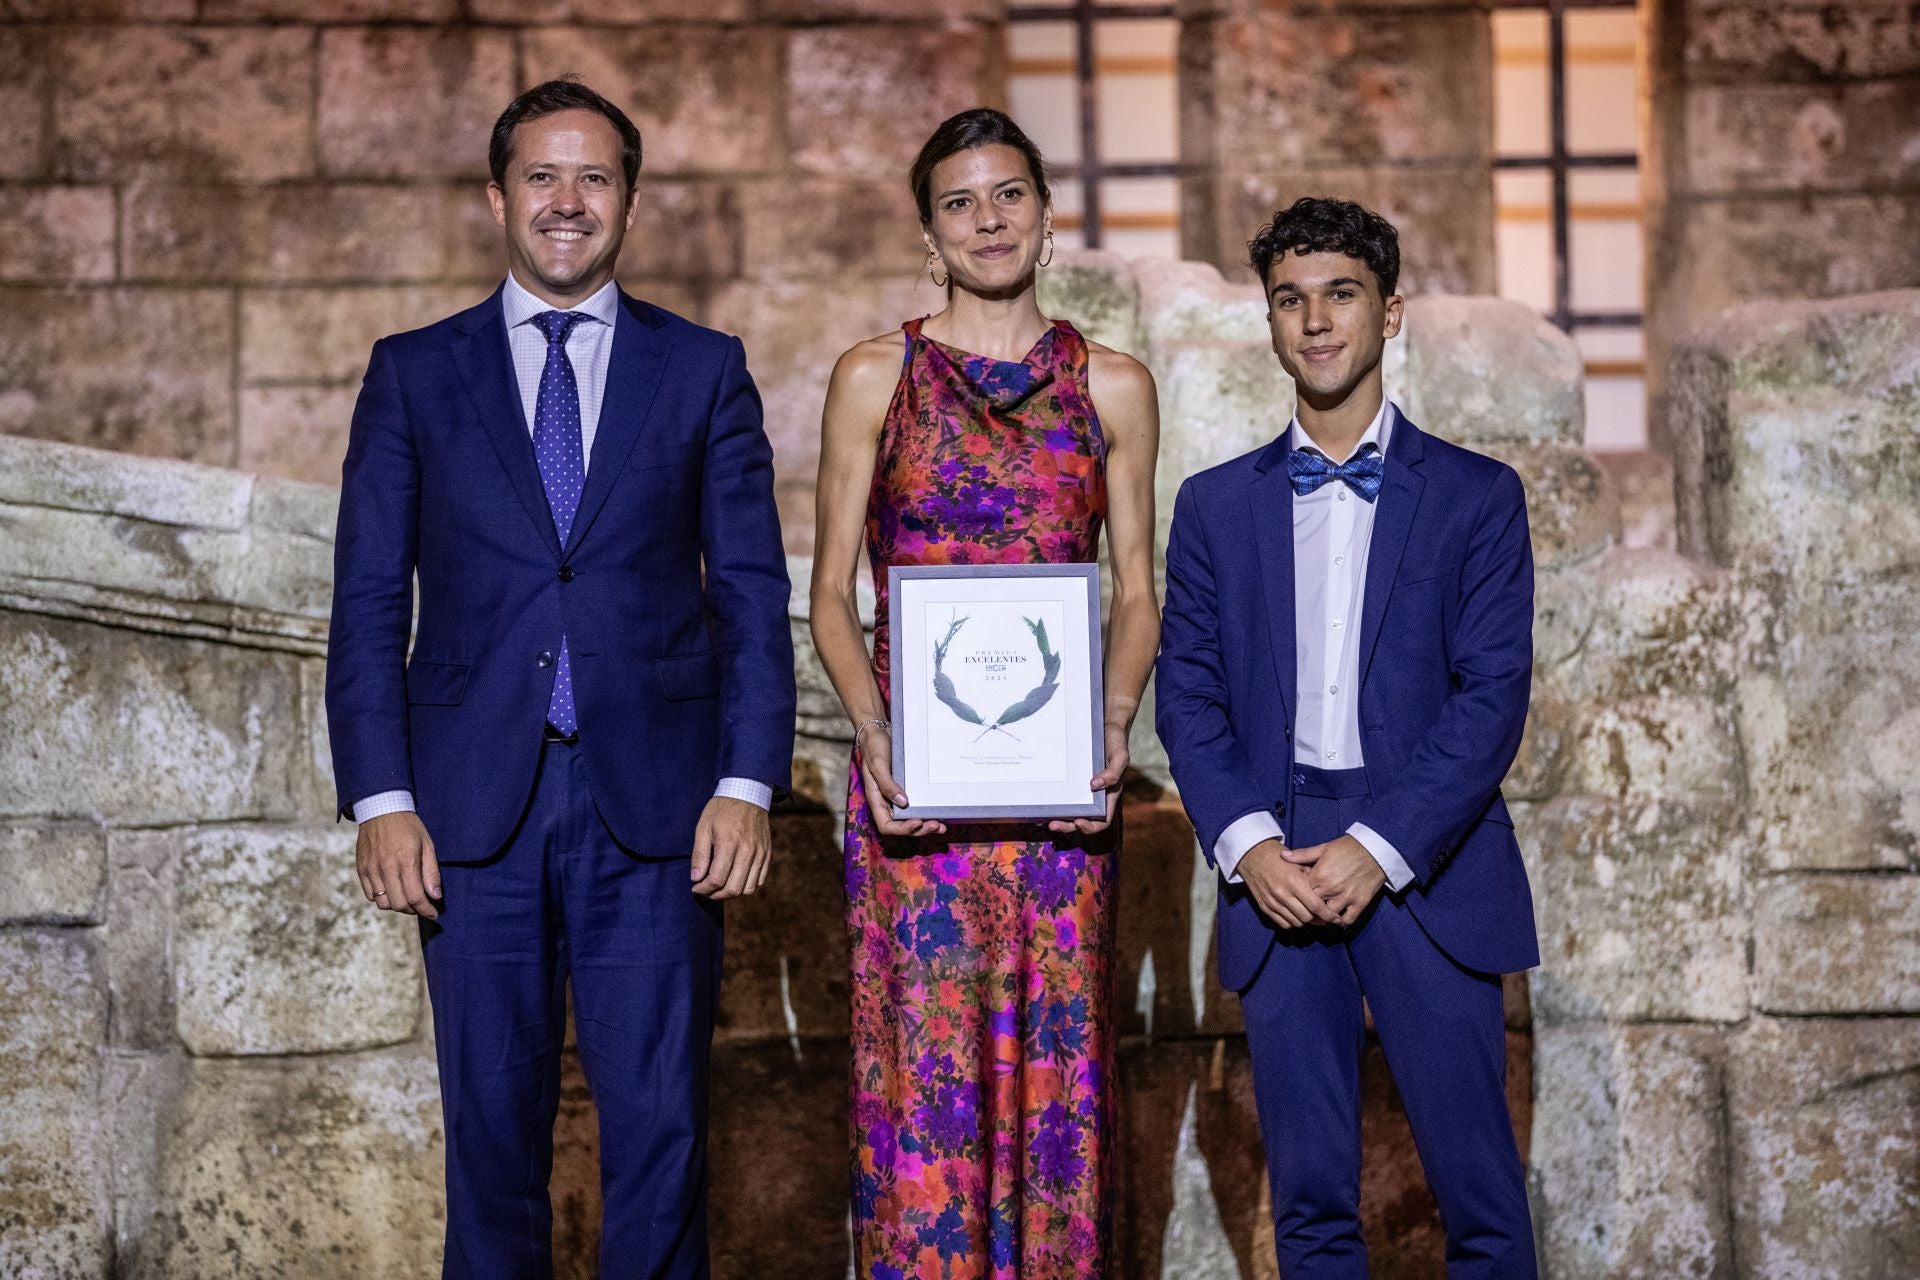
left=0, top=438, right=447, bottom=1277
left=5, top=271, right=1915, bottom=1277
left=1645, top=0, right=1920, bottom=445
left=1176, top=0, right=1496, bottom=295
left=1528, top=289, right=1920, bottom=1277
left=0, top=2, right=1004, bottom=547
left=0, top=260, right=1569, bottom=1278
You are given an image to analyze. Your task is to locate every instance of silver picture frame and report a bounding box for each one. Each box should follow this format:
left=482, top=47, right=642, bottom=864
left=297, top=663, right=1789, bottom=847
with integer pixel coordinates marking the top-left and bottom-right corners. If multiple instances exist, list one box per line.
left=886, top=562, right=1106, bottom=821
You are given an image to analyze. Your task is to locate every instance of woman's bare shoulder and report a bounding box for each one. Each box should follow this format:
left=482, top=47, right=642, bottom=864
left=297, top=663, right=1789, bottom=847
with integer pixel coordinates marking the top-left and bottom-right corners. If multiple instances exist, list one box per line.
left=837, top=331, right=909, bottom=378
left=825, top=331, right=910, bottom=423
left=1083, top=341, right=1156, bottom=401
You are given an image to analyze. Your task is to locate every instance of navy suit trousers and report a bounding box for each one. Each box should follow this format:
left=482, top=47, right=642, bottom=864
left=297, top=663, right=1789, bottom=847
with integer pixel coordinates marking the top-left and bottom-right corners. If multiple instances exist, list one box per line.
left=1239, top=764, right=1536, bottom=1280
left=420, top=739, right=721, bottom=1280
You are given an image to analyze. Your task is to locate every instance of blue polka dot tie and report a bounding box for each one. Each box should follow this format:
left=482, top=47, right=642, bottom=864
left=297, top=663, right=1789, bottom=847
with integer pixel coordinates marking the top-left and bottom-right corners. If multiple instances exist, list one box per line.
left=531, top=309, right=586, bottom=735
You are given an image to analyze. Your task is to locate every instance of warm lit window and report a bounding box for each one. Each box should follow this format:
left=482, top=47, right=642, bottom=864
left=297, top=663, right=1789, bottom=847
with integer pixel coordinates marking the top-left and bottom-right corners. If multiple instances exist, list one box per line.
left=1008, top=2, right=1180, bottom=258
left=1494, top=0, right=1645, bottom=449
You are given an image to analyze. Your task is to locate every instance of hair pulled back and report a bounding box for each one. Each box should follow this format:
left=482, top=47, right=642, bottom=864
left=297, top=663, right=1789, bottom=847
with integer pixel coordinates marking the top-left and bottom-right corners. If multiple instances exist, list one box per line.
left=909, top=108, right=1050, bottom=225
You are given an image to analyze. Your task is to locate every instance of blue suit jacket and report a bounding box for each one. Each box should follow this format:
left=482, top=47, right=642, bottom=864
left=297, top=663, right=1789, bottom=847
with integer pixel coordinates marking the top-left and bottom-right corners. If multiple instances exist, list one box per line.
left=1155, top=408, right=1539, bottom=989
left=325, top=286, right=796, bottom=860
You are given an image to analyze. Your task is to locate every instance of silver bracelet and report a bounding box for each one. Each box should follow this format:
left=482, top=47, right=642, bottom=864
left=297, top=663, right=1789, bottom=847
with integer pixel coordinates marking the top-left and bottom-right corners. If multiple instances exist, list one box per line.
left=854, top=717, right=890, bottom=754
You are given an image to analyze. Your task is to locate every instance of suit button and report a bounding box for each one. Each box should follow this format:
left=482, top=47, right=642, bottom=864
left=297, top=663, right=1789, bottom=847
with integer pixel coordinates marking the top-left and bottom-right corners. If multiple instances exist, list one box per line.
left=1275, top=801, right=1287, bottom=817
left=557, top=565, right=574, bottom=582
left=1293, top=772, right=1307, bottom=786
left=536, top=651, right=554, bottom=668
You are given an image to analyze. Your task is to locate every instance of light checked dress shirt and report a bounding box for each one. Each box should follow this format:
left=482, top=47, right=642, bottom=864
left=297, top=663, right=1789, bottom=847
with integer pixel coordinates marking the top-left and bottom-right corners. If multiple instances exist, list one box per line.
left=351, top=274, right=771, bottom=823
left=1212, top=399, right=1417, bottom=892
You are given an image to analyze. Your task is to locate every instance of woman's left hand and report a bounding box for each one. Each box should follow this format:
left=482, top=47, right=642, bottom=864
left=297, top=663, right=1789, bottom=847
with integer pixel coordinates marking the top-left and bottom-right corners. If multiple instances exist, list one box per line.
left=1049, top=721, right=1129, bottom=836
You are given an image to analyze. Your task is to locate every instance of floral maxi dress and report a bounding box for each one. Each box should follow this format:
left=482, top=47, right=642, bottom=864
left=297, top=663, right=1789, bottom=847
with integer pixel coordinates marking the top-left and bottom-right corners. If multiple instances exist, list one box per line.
left=847, top=318, right=1117, bottom=1280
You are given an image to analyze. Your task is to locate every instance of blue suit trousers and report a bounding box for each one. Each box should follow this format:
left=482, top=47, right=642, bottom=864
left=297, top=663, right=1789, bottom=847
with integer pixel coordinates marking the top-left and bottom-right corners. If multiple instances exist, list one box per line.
left=420, top=739, right=721, bottom=1280
left=1240, top=764, right=1536, bottom=1280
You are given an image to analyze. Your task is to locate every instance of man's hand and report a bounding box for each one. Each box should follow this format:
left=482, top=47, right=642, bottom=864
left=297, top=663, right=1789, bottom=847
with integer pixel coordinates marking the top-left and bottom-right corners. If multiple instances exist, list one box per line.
left=1285, top=834, right=1386, bottom=927
left=691, top=796, right=772, bottom=899
left=358, top=811, right=441, bottom=920
left=1238, top=838, right=1340, bottom=929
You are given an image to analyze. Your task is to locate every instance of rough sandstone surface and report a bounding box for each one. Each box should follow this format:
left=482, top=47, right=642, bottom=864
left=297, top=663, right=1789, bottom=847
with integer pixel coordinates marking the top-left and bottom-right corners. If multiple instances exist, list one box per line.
left=3, top=269, right=1917, bottom=1276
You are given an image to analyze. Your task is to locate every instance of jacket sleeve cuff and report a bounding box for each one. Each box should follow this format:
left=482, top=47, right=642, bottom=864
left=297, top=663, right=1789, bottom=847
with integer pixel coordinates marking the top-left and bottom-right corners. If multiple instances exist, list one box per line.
left=351, top=790, right=416, bottom=823
left=1216, top=810, right=1284, bottom=884
left=1348, top=821, right=1416, bottom=892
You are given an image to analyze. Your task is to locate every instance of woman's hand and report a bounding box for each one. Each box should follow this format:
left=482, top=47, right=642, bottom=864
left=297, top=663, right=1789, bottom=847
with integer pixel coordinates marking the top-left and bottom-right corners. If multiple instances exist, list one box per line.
left=859, top=725, right=948, bottom=838
left=1049, top=720, right=1129, bottom=836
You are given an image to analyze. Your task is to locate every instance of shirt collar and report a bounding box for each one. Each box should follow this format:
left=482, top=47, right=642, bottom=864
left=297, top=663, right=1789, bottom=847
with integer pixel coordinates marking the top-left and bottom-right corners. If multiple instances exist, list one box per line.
left=502, top=272, right=620, bottom=331
left=1289, top=399, right=1395, bottom=464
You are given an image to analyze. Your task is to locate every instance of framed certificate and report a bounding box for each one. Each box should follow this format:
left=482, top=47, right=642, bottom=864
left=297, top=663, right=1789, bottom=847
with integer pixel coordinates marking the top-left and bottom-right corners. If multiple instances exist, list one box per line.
left=887, top=563, right=1105, bottom=821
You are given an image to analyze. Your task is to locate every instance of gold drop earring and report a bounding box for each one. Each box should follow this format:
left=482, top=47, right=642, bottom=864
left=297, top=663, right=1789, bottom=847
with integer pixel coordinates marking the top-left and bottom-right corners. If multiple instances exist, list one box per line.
left=927, top=249, right=948, bottom=288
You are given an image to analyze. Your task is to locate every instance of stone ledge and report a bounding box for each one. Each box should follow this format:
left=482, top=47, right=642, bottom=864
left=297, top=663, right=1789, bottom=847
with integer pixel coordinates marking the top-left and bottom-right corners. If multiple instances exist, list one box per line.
left=0, top=435, right=336, bottom=655
left=0, top=611, right=317, bottom=826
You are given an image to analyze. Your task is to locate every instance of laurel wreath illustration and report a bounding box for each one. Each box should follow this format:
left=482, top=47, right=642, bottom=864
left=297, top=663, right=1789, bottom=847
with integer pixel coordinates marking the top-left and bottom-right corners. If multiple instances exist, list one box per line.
left=931, top=610, right=1062, bottom=742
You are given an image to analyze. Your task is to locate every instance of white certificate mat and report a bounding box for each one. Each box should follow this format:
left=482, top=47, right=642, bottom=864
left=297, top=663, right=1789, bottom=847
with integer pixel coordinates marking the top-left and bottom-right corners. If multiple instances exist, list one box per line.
left=889, top=564, right=1104, bottom=820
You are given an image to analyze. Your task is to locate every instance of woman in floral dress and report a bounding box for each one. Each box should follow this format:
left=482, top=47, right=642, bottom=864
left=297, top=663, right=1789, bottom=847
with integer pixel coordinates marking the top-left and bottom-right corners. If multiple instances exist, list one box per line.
left=808, top=109, right=1161, bottom=1279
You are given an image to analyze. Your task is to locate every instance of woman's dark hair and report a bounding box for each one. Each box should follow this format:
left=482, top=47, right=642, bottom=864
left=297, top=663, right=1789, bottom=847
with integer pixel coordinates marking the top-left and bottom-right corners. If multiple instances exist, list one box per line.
left=909, top=108, right=1050, bottom=225
left=489, top=79, right=643, bottom=195
left=1248, top=197, right=1401, bottom=298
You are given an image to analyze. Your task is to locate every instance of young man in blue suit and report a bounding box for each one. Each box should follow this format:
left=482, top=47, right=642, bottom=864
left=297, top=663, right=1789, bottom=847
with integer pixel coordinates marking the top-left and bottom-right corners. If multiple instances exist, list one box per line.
left=326, top=80, right=795, bottom=1279
left=1156, top=198, right=1539, bottom=1278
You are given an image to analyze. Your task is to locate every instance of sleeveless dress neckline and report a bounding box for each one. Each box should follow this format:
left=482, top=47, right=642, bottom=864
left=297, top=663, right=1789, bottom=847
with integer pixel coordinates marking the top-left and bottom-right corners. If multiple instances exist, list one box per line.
left=908, top=318, right=1064, bottom=412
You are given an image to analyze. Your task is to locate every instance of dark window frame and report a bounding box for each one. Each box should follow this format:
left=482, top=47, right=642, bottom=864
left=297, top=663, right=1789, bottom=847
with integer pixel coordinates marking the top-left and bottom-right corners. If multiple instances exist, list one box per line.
left=1493, top=0, right=1641, bottom=331
left=1007, top=2, right=1179, bottom=249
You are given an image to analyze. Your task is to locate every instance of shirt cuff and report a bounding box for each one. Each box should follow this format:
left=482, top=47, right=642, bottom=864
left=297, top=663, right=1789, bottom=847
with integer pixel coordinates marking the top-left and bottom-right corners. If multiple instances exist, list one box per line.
left=1215, top=810, right=1285, bottom=885
left=352, top=790, right=416, bottom=823
left=1348, top=821, right=1415, bottom=893
left=714, top=777, right=773, bottom=810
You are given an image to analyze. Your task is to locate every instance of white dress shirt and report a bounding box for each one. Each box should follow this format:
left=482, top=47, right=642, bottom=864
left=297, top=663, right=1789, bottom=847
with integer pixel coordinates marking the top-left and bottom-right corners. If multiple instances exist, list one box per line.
left=1212, top=400, right=1415, bottom=892
left=350, top=274, right=771, bottom=823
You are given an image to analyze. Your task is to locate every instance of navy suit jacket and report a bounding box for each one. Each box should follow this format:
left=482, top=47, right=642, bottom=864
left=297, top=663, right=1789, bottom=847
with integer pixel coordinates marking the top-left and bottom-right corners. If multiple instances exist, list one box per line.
left=1155, top=408, right=1539, bottom=989
left=326, top=286, right=796, bottom=860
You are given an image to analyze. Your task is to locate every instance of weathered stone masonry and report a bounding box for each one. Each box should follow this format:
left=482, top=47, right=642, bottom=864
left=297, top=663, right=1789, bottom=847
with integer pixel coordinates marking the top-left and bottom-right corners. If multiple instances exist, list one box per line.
left=3, top=265, right=1916, bottom=1276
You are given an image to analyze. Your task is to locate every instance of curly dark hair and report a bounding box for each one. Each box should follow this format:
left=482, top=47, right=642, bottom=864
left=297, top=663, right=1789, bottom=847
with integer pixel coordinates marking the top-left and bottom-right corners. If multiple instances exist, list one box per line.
left=489, top=78, right=643, bottom=195
left=1247, top=197, right=1401, bottom=298
left=909, top=108, right=1050, bottom=226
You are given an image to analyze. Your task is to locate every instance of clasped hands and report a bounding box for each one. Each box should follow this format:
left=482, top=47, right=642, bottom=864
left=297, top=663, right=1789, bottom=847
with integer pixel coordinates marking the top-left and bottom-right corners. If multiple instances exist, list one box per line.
left=1238, top=833, right=1385, bottom=929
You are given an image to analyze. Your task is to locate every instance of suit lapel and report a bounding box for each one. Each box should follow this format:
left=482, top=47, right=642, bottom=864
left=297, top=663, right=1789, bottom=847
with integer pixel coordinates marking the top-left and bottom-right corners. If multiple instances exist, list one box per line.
left=449, top=288, right=561, bottom=559
left=1356, top=407, right=1428, bottom=689
left=563, top=291, right=670, bottom=558
left=1249, top=435, right=1298, bottom=729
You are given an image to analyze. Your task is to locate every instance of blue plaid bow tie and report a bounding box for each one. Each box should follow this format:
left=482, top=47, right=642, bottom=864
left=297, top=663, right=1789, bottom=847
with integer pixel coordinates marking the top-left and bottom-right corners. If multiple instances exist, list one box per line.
left=1287, top=444, right=1385, bottom=502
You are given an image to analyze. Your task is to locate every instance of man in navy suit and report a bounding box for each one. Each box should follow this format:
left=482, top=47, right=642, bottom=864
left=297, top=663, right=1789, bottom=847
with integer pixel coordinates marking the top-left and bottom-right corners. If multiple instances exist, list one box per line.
left=326, top=80, right=794, bottom=1279
left=1156, top=198, right=1539, bottom=1278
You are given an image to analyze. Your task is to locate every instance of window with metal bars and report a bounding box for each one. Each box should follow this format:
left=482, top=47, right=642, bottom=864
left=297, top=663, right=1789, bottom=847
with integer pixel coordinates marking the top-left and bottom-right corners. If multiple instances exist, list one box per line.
left=1007, top=1, right=1180, bottom=256
left=1494, top=0, right=1647, bottom=448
